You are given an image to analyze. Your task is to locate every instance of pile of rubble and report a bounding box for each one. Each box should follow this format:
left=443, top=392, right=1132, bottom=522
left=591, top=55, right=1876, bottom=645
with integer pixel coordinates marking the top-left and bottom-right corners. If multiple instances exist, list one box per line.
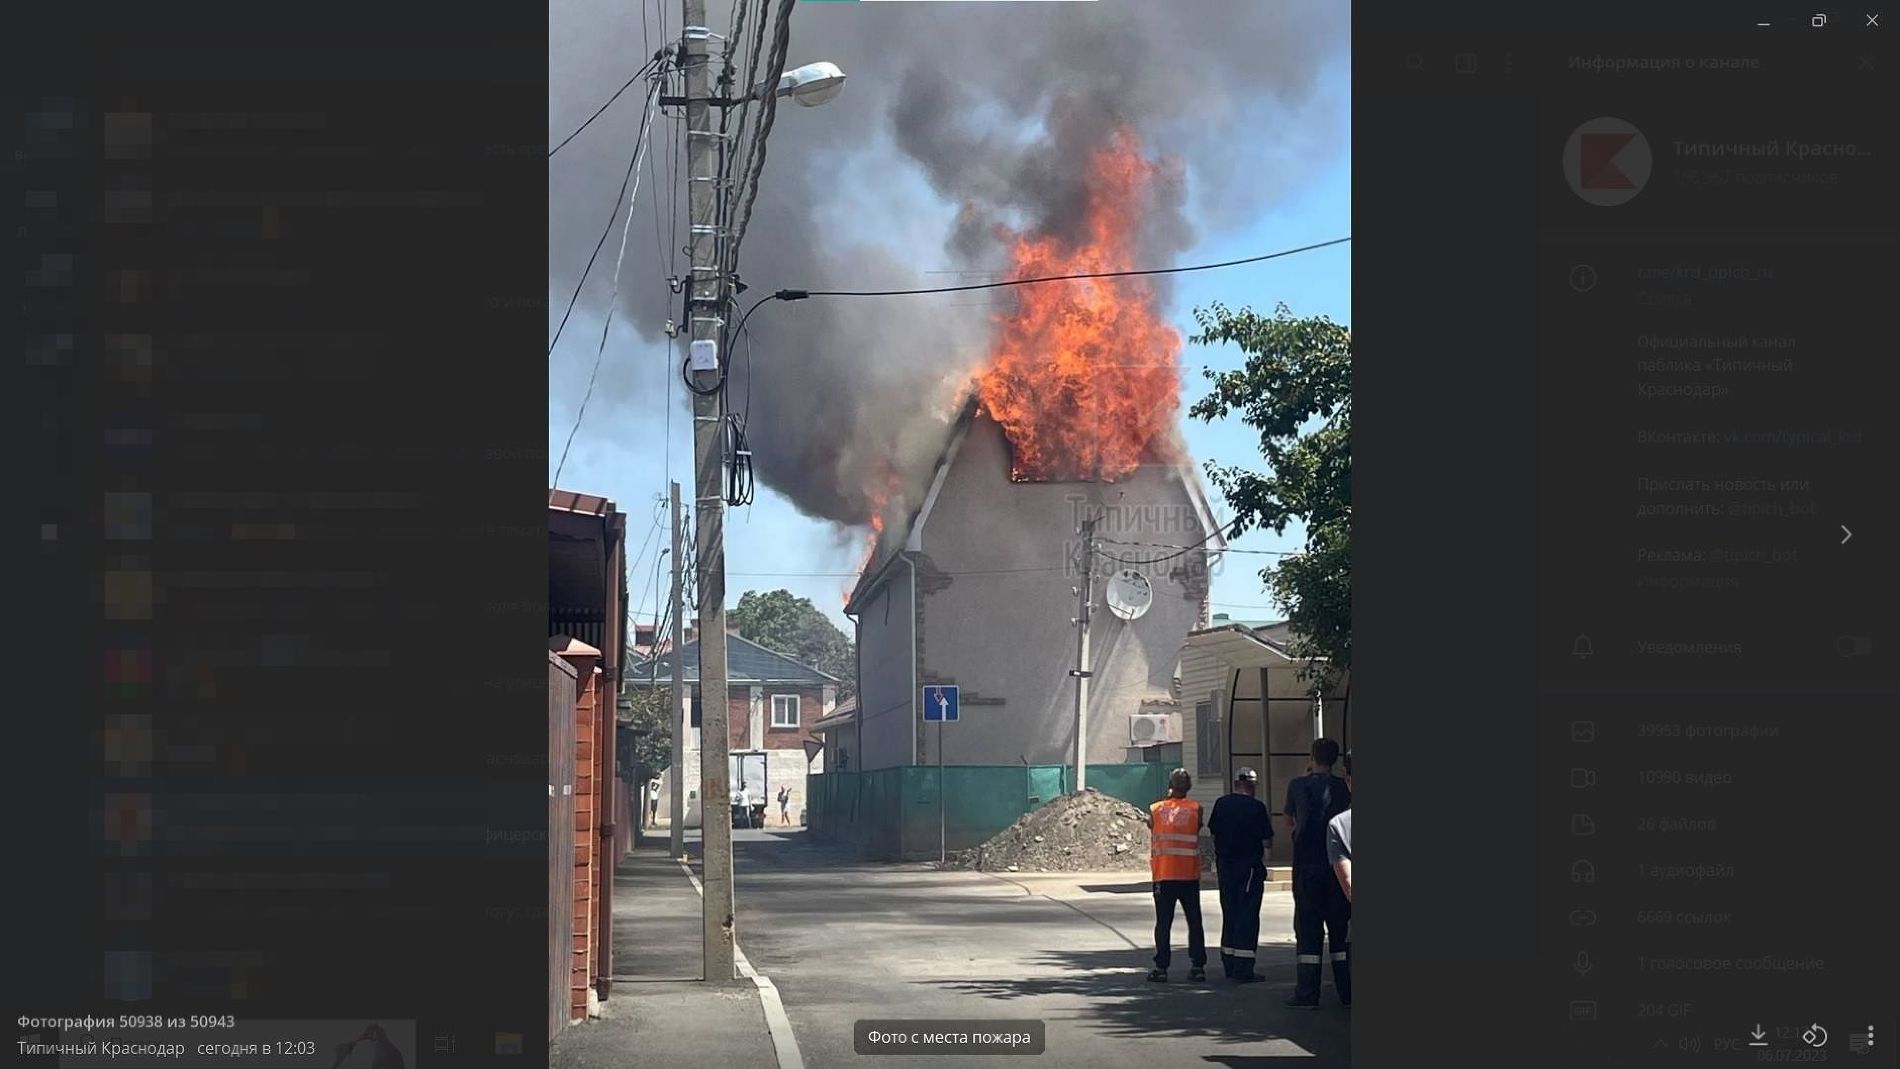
left=942, top=789, right=1154, bottom=873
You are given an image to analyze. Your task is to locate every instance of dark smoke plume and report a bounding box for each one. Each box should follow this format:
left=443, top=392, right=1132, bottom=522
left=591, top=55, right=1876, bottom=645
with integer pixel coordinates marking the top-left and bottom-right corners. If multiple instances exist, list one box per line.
left=548, top=0, right=1345, bottom=529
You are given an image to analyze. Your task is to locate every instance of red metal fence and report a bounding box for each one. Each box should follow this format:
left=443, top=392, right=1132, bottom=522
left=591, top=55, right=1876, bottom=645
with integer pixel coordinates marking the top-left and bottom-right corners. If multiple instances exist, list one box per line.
left=547, top=653, right=578, bottom=1044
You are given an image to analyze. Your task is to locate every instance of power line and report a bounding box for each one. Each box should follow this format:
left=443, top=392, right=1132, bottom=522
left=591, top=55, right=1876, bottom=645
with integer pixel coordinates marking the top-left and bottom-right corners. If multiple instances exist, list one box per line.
left=768, top=237, right=1351, bottom=301
left=547, top=74, right=664, bottom=360
left=729, top=565, right=1073, bottom=578
left=1095, top=518, right=1242, bottom=568
left=1098, top=536, right=1295, bottom=556
left=553, top=80, right=664, bottom=486
left=723, top=0, right=792, bottom=283
left=624, top=498, right=670, bottom=643
left=547, top=55, right=663, bottom=159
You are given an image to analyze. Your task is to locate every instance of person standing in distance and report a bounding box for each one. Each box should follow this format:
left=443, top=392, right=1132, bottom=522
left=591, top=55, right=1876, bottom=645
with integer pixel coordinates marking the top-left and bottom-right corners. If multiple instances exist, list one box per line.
left=1207, top=767, right=1273, bottom=981
left=1146, top=768, right=1208, bottom=983
left=1284, top=738, right=1351, bottom=1008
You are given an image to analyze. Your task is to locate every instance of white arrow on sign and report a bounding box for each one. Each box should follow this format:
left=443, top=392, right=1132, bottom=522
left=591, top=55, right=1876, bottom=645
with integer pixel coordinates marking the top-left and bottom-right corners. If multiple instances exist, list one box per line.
left=1842, top=525, right=1853, bottom=545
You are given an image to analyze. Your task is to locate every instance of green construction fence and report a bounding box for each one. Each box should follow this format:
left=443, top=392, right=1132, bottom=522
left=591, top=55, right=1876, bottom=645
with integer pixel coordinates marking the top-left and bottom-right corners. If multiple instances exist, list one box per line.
left=805, top=763, right=1174, bottom=861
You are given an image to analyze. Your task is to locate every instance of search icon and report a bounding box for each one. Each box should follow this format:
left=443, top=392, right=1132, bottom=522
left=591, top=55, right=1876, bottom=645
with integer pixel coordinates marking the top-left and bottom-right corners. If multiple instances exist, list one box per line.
left=1405, top=53, right=1425, bottom=71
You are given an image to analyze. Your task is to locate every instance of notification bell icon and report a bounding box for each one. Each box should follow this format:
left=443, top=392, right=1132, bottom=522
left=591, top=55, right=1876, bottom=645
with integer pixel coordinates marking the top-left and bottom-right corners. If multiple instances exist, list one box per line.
left=1572, top=634, right=1595, bottom=658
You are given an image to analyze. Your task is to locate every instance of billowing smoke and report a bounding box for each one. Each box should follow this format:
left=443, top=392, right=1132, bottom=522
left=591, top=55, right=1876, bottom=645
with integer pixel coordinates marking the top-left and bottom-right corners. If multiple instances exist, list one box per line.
left=548, top=0, right=1345, bottom=529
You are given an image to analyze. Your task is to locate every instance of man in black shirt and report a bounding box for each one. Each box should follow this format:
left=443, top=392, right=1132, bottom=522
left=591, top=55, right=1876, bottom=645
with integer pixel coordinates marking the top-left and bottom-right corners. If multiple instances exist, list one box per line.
left=1283, top=738, right=1352, bottom=1009
left=1207, top=766, right=1274, bottom=982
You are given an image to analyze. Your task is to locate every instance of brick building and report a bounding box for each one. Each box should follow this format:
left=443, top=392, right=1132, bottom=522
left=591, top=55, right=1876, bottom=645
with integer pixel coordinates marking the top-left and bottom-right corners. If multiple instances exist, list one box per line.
left=630, top=628, right=838, bottom=827
left=547, top=488, right=625, bottom=1036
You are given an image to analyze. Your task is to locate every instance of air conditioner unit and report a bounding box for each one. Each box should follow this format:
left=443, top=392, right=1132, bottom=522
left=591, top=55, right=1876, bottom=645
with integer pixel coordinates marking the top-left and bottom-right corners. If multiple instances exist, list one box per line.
left=1129, top=712, right=1182, bottom=746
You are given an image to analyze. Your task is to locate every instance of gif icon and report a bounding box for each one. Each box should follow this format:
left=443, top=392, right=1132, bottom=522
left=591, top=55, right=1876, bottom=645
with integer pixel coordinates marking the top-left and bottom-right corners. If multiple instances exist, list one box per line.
left=1568, top=1001, right=1598, bottom=1022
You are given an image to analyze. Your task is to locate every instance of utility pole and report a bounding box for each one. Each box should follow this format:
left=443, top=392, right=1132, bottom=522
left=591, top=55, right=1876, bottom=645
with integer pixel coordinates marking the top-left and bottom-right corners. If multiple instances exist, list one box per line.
left=1072, top=518, right=1096, bottom=794
left=669, top=481, right=686, bottom=861
left=682, top=2, right=736, bottom=983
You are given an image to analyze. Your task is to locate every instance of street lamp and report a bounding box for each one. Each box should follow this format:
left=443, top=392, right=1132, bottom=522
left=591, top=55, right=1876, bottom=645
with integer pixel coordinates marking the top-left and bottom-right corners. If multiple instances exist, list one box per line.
left=772, top=61, right=846, bottom=107
left=670, top=61, right=847, bottom=111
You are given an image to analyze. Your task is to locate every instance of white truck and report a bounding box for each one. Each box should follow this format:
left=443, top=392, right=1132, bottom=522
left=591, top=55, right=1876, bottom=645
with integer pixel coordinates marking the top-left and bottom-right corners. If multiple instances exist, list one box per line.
left=679, top=752, right=771, bottom=829
left=729, top=751, right=768, bottom=827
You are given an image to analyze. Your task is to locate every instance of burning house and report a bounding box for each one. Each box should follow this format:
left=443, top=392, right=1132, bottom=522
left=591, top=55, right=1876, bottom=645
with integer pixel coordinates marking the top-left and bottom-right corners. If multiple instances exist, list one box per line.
left=840, top=126, right=1225, bottom=776
left=845, top=403, right=1224, bottom=773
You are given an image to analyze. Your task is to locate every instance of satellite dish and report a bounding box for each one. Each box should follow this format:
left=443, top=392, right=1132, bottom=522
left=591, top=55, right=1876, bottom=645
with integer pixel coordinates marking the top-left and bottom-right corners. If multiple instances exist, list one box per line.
left=1104, top=569, right=1153, bottom=621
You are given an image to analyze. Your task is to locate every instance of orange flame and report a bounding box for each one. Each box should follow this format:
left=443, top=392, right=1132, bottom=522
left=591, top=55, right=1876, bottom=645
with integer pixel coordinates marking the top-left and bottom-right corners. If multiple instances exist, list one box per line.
left=976, top=128, right=1182, bottom=482
left=848, top=471, right=899, bottom=600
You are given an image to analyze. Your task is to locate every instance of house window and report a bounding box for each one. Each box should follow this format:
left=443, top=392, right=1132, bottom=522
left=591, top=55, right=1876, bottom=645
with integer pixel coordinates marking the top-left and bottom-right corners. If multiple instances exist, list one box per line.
left=1195, top=700, right=1222, bottom=776
left=770, top=694, right=800, bottom=729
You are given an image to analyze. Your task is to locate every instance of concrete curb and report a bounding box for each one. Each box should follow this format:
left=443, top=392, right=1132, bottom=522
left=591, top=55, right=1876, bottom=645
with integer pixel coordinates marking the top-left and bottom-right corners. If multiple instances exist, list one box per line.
left=677, top=858, right=806, bottom=1069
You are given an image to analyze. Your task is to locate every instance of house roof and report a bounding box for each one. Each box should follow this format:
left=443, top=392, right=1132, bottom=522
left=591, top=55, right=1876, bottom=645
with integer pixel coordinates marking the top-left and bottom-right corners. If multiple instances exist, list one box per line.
left=1182, top=623, right=1298, bottom=669
left=809, top=699, right=857, bottom=735
left=627, top=632, right=840, bottom=687
left=845, top=397, right=1229, bottom=614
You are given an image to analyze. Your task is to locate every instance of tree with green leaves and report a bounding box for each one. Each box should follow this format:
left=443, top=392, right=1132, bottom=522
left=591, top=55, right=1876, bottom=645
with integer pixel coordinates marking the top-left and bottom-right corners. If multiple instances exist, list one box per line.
left=1189, top=302, right=1351, bottom=682
left=620, top=685, right=673, bottom=781
left=729, top=589, right=856, bottom=702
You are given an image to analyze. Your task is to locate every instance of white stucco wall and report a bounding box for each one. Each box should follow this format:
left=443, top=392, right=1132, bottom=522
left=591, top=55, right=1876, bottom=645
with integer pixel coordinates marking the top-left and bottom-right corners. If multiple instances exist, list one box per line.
left=852, top=573, right=917, bottom=771
left=908, top=415, right=1212, bottom=768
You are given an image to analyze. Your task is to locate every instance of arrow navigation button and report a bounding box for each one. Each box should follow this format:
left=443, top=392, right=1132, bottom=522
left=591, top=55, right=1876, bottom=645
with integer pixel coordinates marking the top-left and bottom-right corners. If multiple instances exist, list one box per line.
left=1842, top=525, right=1853, bottom=544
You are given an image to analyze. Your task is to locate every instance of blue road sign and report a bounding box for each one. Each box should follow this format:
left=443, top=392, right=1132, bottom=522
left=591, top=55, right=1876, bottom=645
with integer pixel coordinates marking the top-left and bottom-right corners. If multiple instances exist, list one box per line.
left=922, top=685, right=959, bottom=722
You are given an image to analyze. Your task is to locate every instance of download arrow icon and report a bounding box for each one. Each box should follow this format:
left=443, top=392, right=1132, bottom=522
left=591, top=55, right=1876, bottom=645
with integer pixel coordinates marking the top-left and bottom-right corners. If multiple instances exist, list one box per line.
left=1752, top=1025, right=1766, bottom=1040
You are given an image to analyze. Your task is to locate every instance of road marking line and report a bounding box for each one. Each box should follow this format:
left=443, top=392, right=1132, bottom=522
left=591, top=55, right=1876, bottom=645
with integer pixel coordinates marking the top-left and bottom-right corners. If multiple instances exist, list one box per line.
left=676, top=857, right=806, bottom=1069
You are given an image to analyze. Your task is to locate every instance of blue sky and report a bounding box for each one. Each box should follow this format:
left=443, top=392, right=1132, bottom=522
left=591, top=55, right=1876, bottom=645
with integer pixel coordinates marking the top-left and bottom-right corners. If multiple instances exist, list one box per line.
left=550, top=66, right=1350, bottom=638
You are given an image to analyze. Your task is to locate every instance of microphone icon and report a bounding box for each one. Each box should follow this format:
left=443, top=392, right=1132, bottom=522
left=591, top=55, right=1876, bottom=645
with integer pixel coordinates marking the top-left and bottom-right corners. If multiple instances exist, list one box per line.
left=1573, top=951, right=1594, bottom=976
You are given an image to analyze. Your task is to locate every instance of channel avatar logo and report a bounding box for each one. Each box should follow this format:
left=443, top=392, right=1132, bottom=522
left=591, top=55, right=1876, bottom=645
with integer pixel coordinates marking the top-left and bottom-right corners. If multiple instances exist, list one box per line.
left=1562, top=117, right=1651, bottom=206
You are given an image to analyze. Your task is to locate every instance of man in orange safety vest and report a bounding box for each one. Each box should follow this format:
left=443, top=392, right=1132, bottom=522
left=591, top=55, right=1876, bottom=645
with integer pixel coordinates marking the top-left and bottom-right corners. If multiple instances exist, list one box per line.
left=1147, top=768, right=1207, bottom=983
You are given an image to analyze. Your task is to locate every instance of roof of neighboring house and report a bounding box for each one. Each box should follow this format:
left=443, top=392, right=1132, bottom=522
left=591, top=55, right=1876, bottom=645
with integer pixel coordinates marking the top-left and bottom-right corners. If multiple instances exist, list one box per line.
left=809, top=699, right=857, bottom=735
left=1181, top=623, right=1298, bottom=668
left=627, top=633, right=840, bottom=686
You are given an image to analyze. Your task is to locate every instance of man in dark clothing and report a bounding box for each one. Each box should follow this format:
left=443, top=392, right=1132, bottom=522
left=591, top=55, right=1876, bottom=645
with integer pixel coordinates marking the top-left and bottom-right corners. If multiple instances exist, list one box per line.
left=1284, top=738, right=1352, bottom=1009
left=1328, top=753, right=1353, bottom=905
left=1207, top=766, right=1273, bottom=982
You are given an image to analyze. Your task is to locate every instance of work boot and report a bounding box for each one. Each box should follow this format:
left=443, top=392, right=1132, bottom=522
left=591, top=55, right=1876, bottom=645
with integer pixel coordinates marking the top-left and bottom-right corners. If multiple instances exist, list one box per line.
left=1232, top=971, right=1262, bottom=984
left=1188, top=966, right=1206, bottom=982
left=1332, top=956, right=1352, bottom=1006
left=1147, top=969, right=1167, bottom=983
left=1292, top=961, right=1323, bottom=1005
left=1283, top=996, right=1320, bottom=1010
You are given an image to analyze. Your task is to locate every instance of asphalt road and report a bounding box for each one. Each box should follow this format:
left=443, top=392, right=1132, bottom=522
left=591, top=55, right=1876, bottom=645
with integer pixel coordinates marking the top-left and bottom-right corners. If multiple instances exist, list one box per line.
left=701, top=826, right=1350, bottom=1069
